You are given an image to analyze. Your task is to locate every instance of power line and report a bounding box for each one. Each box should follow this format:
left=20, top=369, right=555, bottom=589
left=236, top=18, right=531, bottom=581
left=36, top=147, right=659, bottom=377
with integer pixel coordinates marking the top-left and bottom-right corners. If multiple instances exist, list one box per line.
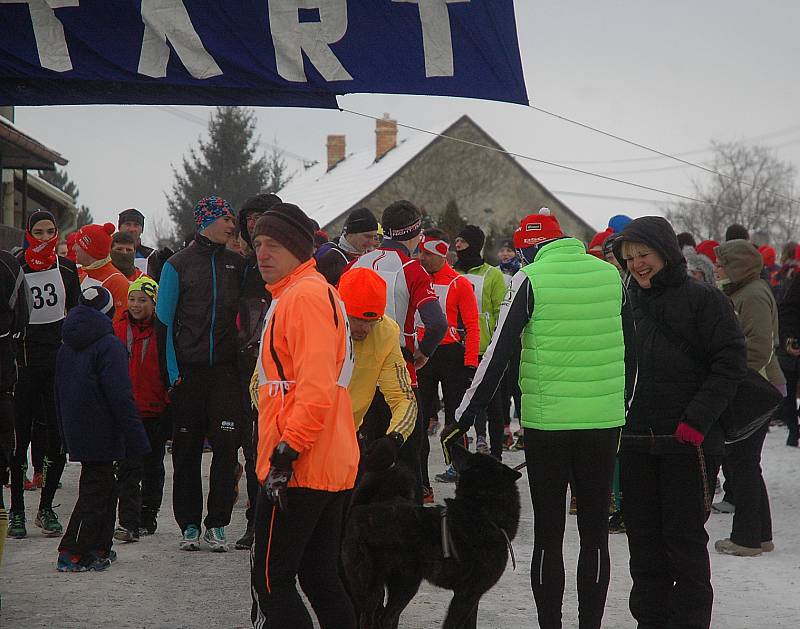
left=526, top=103, right=800, bottom=207
left=551, top=191, right=665, bottom=205
left=339, top=108, right=745, bottom=214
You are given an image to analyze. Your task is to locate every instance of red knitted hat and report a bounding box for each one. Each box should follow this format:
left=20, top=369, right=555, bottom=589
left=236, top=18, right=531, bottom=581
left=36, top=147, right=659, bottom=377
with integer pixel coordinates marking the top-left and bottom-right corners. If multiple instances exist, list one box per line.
left=759, top=245, right=776, bottom=268
left=588, top=228, right=613, bottom=254
left=513, top=208, right=563, bottom=249
left=76, top=223, right=115, bottom=260
left=696, top=239, right=719, bottom=264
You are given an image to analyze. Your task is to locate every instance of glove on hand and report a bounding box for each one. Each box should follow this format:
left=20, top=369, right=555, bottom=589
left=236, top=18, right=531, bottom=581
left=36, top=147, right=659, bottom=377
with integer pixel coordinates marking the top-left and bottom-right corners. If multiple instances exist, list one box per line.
left=674, top=422, right=704, bottom=447
left=463, top=365, right=477, bottom=386
left=264, top=442, right=299, bottom=511
left=440, top=423, right=466, bottom=465
left=362, top=432, right=404, bottom=472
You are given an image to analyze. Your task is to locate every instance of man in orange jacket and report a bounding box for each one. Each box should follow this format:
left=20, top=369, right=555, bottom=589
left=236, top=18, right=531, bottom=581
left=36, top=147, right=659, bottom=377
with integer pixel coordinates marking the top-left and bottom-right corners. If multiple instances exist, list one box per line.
left=74, top=223, right=129, bottom=323
left=250, top=203, right=358, bottom=629
left=416, top=228, right=480, bottom=493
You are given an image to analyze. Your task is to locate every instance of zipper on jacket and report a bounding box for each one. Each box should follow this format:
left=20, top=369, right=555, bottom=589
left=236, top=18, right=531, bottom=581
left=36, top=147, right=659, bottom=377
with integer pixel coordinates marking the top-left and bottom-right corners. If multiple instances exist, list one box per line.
left=209, top=250, right=217, bottom=366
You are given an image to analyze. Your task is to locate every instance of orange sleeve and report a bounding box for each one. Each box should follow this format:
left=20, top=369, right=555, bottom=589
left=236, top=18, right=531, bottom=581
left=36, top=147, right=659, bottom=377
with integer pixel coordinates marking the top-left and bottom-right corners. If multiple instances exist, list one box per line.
left=456, top=277, right=480, bottom=367
left=105, top=273, right=131, bottom=323
left=280, top=288, right=344, bottom=454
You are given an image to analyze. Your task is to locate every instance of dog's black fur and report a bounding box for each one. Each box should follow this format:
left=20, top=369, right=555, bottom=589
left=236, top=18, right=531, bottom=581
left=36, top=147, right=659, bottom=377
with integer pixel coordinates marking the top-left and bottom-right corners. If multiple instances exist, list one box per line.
left=342, top=444, right=522, bottom=629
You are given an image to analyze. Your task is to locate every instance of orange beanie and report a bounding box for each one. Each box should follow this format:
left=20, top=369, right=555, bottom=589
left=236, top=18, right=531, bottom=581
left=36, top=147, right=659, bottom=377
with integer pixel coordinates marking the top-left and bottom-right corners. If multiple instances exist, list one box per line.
left=338, top=268, right=387, bottom=320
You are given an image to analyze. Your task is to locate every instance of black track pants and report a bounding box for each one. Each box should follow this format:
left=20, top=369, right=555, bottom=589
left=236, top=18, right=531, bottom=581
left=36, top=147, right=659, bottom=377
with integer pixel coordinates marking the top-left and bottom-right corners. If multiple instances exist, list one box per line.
left=11, top=364, right=66, bottom=512
left=60, top=462, right=117, bottom=556
left=524, top=427, right=619, bottom=629
left=171, top=365, right=241, bottom=531
left=250, top=488, right=355, bottom=629
left=728, top=424, right=772, bottom=548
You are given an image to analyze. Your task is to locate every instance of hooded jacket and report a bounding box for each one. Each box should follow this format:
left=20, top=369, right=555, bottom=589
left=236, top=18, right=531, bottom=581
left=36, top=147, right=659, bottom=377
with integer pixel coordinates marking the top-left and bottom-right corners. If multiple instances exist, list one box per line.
left=613, top=217, right=747, bottom=452
left=715, top=240, right=785, bottom=386
left=55, top=305, right=150, bottom=462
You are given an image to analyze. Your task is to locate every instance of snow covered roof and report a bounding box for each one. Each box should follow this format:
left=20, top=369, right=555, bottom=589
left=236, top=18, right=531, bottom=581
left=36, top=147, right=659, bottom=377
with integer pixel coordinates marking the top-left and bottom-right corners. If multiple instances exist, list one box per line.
left=275, top=120, right=451, bottom=228
left=0, top=116, right=68, bottom=170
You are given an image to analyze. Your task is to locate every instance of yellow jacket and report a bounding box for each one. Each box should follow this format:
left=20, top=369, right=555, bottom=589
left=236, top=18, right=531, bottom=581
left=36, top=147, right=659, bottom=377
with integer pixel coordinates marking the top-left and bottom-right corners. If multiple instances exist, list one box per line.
left=349, top=315, right=417, bottom=441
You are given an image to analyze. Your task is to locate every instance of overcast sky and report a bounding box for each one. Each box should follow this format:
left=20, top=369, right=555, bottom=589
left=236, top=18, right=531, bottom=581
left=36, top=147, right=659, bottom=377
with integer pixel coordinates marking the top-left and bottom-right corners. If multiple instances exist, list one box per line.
left=13, top=1, right=800, bottom=246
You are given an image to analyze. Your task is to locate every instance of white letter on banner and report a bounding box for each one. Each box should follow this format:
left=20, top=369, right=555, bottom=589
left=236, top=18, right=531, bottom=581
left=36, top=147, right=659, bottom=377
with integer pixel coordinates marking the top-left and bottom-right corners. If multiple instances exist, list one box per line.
left=138, top=0, right=222, bottom=79
left=393, top=0, right=469, bottom=77
left=268, top=0, right=352, bottom=82
left=0, top=0, right=79, bottom=72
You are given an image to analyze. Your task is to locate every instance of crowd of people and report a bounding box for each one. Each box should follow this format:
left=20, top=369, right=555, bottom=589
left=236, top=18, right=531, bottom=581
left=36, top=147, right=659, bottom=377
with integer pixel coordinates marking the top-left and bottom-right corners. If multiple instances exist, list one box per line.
left=0, top=192, right=796, bottom=628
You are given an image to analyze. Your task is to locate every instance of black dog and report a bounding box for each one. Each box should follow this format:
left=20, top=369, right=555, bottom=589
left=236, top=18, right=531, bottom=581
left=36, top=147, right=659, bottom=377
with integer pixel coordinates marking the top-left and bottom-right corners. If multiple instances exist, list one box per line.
left=342, top=444, right=522, bottom=629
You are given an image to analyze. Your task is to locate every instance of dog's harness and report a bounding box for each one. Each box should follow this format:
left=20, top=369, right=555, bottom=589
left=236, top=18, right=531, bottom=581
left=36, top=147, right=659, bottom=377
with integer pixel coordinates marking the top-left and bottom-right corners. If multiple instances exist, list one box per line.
left=490, top=521, right=516, bottom=571
left=440, top=507, right=460, bottom=561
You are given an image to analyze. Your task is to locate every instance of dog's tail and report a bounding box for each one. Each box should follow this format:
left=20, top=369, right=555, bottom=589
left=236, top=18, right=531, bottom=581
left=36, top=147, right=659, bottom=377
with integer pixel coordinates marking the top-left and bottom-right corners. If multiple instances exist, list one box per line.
left=350, top=465, right=417, bottom=507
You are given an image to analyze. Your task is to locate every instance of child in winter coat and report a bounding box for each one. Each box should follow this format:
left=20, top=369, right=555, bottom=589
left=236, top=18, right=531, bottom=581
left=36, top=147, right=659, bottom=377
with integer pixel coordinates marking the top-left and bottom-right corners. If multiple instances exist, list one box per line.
left=113, top=276, right=169, bottom=539
left=55, top=286, right=150, bottom=572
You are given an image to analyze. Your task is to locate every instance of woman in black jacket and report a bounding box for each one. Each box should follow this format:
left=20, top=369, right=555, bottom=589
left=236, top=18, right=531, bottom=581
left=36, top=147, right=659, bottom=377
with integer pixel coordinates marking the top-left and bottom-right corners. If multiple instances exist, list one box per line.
left=613, top=217, right=747, bottom=629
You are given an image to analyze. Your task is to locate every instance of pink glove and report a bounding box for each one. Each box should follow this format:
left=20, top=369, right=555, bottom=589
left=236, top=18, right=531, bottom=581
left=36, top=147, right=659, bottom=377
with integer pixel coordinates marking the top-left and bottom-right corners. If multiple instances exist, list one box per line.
left=675, top=422, right=704, bottom=446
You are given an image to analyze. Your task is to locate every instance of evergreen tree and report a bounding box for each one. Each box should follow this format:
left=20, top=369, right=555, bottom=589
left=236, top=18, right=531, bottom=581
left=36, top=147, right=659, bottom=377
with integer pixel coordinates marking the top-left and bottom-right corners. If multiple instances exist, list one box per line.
left=39, top=166, right=92, bottom=230
left=167, top=106, right=270, bottom=240
left=265, top=142, right=290, bottom=194
left=438, top=200, right=467, bottom=240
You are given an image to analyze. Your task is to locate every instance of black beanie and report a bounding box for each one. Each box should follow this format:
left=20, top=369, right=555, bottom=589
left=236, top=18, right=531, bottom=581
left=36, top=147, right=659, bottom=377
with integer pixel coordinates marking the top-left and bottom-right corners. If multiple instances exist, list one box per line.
left=459, top=225, right=485, bottom=252
left=382, top=200, right=422, bottom=242
left=344, top=207, right=378, bottom=234
left=118, top=208, right=145, bottom=228
left=252, top=203, right=315, bottom=262
left=27, top=209, right=56, bottom=233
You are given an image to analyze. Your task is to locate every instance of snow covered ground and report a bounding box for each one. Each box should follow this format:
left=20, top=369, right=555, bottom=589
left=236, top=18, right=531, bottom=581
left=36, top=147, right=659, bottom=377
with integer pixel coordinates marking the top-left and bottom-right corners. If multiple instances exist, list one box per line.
left=3, top=426, right=799, bottom=628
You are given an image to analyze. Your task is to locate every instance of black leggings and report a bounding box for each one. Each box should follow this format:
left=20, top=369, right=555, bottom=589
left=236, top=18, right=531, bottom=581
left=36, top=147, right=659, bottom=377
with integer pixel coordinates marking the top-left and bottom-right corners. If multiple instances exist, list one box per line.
left=250, top=488, right=355, bottom=629
left=11, top=365, right=66, bottom=513
left=524, top=427, right=619, bottom=629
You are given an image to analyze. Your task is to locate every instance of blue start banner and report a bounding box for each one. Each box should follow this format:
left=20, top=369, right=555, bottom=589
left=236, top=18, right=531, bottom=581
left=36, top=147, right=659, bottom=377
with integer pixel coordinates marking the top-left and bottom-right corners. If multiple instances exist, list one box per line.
left=0, top=0, right=528, bottom=108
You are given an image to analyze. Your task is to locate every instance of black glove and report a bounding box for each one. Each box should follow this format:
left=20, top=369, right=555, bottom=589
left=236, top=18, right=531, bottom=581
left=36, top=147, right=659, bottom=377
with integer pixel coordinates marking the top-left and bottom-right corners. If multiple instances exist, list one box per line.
left=440, top=423, right=465, bottom=465
left=362, top=432, right=404, bottom=472
left=263, top=441, right=299, bottom=511
left=464, top=365, right=477, bottom=386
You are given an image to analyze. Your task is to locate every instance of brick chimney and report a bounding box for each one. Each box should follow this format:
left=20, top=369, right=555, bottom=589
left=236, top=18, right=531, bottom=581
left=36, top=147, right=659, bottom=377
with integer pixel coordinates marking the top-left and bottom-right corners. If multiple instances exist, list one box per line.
left=327, top=134, right=346, bottom=171
left=375, top=113, right=397, bottom=162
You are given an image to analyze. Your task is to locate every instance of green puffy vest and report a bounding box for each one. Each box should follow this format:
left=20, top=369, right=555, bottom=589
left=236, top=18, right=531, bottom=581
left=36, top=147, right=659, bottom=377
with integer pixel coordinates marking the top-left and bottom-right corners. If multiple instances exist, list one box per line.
left=519, top=238, right=626, bottom=431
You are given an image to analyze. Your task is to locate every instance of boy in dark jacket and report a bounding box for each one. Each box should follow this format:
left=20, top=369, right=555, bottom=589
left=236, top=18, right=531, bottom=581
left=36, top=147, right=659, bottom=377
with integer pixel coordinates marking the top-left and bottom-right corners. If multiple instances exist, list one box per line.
left=113, top=276, right=169, bottom=540
left=55, top=286, right=150, bottom=572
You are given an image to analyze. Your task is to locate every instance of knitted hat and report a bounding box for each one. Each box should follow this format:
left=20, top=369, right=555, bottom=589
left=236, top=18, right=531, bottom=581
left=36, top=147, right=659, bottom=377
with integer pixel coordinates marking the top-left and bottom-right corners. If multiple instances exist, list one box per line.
left=344, top=207, right=378, bottom=234
left=759, top=245, right=776, bottom=268
left=338, top=268, right=387, bottom=320
left=696, top=239, right=719, bottom=264
left=79, top=286, right=115, bottom=318
left=420, top=233, right=450, bottom=257
left=725, top=224, right=749, bottom=241
left=458, top=225, right=485, bottom=252
left=129, top=275, right=158, bottom=303
left=513, top=208, right=563, bottom=249
left=193, top=196, right=235, bottom=232
left=685, top=251, right=715, bottom=285
left=608, top=214, right=633, bottom=233
left=75, top=223, right=116, bottom=260
left=589, top=228, right=613, bottom=252
left=252, top=203, right=315, bottom=262
left=118, top=208, right=145, bottom=228
left=382, top=200, right=422, bottom=242
left=27, top=209, right=57, bottom=233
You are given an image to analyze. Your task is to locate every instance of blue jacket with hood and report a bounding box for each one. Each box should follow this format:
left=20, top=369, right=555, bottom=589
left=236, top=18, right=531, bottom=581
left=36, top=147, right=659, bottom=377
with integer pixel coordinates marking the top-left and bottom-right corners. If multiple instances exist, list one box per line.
left=55, top=305, right=150, bottom=462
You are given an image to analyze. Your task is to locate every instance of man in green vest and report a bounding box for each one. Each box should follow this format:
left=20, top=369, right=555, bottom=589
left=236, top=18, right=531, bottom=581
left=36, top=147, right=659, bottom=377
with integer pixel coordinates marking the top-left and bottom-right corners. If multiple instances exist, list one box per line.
left=443, top=209, right=632, bottom=629
left=453, top=225, right=508, bottom=459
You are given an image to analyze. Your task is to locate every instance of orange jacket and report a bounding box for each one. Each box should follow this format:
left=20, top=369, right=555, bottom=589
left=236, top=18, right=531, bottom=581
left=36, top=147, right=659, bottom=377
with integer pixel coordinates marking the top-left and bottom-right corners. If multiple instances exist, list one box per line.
left=80, top=260, right=130, bottom=324
left=417, top=264, right=480, bottom=368
left=256, top=259, right=359, bottom=492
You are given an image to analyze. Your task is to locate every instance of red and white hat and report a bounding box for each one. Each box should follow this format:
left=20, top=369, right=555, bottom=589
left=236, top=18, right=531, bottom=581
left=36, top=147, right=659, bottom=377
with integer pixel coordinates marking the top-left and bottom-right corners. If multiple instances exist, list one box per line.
left=513, top=208, right=563, bottom=249
left=420, top=233, right=449, bottom=257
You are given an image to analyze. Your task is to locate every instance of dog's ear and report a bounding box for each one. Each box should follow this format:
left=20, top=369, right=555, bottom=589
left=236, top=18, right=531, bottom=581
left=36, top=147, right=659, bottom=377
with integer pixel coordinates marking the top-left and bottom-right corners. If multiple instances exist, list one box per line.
left=450, top=443, right=475, bottom=474
left=503, top=465, right=523, bottom=482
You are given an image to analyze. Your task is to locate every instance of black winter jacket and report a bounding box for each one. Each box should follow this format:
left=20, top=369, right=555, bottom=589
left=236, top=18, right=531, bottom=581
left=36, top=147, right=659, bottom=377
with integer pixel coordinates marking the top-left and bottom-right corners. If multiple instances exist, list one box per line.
left=614, top=217, right=747, bottom=453
left=14, top=254, right=80, bottom=367
left=238, top=255, right=271, bottom=367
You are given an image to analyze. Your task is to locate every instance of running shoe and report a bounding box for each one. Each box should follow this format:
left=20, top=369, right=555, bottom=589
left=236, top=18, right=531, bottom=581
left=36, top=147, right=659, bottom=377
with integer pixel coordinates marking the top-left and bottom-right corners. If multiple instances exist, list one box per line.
left=35, top=507, right=63, bottom=537
left=422, top=486, right=435, bottom=504
left=203, top=526, right=229, bottom=552
left=714, top=538, right=762, bottom=557
left=235, top=524, right=255, bottom=550
left=83, top=553, right=112, bottom=571
left=434, top=465, right=458, bottom=483
left=57, top=551, right=87, bottom=573
left=608, top=511, right=626, bottom=534
left=179, top=524, right=201, bottom=551
left=9, top=510, right=27, bottom=539
left=427, top=418, right=440, bottom=436
left=510, top=432, right=525, bottom=451
left=113, top=526, right=139, bottom=543
left=475, top=436, right=489, bottom=455
left=569, top=495, right=577, bottom=515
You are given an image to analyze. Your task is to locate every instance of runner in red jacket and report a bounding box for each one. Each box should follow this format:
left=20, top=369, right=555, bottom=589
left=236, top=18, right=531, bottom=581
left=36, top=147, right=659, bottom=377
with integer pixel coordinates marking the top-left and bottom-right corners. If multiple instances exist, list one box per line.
left=112, top=276, right=169, bottom=539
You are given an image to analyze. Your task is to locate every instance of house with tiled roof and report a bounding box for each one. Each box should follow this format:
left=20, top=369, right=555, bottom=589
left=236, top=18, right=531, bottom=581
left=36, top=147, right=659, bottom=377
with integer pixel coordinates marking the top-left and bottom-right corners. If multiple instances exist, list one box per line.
left=276, top=114, right=595, bottom=247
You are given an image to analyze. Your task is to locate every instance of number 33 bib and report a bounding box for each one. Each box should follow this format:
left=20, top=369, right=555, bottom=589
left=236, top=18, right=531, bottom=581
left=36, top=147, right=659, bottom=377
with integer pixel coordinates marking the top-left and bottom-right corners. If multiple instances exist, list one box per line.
left=27, top=261, right=67, bottom=325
